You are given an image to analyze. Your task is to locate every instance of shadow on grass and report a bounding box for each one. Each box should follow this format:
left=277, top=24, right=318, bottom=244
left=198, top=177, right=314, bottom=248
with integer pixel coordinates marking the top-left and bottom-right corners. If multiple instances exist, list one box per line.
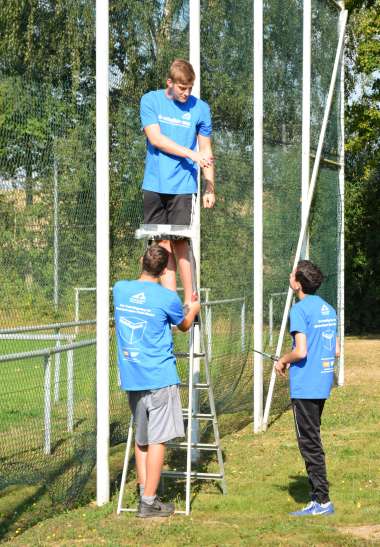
left=284, top=475, right=310, bottom=504
left=0, top=434, right=96, bottom=543
left=112, top=438, right=228, bottom=512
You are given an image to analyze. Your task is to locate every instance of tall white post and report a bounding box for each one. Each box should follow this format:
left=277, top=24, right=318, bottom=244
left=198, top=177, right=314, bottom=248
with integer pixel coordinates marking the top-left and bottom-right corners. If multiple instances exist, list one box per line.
left=67, top=343, right=74, bottom=433
left=53, top=158, right=59, bottom=310
left=262, top=10, right=348, bottom=430
left=96, top=0, right=110, bottom=506
left=253, top=0, right=264, bottom=433
left=301, top=0, right=311, bottom=259
left=44, top=355, right=52, bottom=455
left=337, top=0, right=345, bottom=386
left=189, top=0, right=201, bottom=460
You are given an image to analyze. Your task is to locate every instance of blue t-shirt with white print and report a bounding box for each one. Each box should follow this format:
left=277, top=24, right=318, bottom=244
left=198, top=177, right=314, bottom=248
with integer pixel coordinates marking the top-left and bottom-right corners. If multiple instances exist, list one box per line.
left=113, top=280, right=184, bottom=391
left=140, top=89, right=212, bottom=194
left=289, top=295, right=337, bottom=399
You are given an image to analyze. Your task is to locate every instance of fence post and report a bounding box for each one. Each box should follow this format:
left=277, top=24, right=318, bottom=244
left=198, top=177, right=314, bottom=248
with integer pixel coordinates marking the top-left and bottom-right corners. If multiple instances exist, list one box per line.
left=67, top=337, right=74, bottom=433
left=241, top=298, right=246, bottom=353
left=44, top=355, right=52, bottom=455
left=54, top=328, right=61, bottom=402
left=74, top=288, right=80, bottom=335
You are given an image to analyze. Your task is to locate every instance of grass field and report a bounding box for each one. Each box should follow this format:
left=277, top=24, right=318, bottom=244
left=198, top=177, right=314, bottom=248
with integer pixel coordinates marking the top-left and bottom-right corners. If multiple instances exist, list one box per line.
left=2, top=336, right=379, bottom=546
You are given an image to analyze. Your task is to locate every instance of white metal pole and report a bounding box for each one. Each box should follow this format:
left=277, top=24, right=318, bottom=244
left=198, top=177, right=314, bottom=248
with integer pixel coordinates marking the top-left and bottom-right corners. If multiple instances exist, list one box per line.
left=96, top=0, right=110, bottom=506
left=262, top=10, right=348, bottom=430
left=253, top=0, right=264, bottom=433
left=241, top=298, right=246, bottom=353
left=74, top=288, right=79, bottom=327
left=301, top=0, right=311, bottom=259
left=67, top=337, right=74, bottom=432
left=54, top=336, right=61, bottom=402
left=337, top=0, right=345, bottom=386
left=44, top=355, right=52, bottom=455
left=190, top=0, right=201, bottom=460
left=53, top=158, right=59, bottom=311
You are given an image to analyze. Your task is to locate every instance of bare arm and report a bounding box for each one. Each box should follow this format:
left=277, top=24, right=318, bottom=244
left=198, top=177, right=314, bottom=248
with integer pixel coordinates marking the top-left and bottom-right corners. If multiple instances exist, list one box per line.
left=144, top=124, right=213, bottom=169
left=177, top=297, right=201, bottom=332
left=275, top=332, right=307, bottom=378
left=335, top=336, right=340, bottom=358
left=198, top=134, right=215, bottom=208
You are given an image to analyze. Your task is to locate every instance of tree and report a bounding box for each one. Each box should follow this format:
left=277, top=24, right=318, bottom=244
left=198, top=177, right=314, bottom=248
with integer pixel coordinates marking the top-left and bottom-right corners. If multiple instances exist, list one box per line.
left=345, top=0, right=380, bottom=332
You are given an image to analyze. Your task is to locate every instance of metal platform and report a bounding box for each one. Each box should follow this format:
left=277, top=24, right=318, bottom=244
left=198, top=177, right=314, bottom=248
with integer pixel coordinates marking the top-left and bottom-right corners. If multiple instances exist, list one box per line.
left=135, top=224, right=195, bottom=240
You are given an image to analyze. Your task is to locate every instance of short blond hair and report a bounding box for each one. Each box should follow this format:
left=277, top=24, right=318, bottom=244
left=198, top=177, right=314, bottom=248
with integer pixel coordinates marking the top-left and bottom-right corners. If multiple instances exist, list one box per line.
left=168, top=59, right=195, bottom=85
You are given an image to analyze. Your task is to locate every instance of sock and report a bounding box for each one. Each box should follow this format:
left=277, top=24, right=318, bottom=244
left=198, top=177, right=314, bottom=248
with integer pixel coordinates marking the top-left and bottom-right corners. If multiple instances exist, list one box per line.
left=139, top=484, right=144, bottom=497
left=321, top=501, right=331, bottom=507
left=142, top=495, right=155, bottom=505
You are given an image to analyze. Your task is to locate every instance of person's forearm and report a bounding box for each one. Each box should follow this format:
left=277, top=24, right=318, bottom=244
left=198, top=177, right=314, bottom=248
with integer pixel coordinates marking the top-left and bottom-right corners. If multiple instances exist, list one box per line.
left=202, top=167, right=215, bottom=193
left=178, top=310, right=197, bottom=332
left=177, top=303, right=200, bottom=332
left=149, top=132, right=193, bottom=159
left=280, top=348, right=305, bottom=364
left=199, top=141, right=215, bottom=196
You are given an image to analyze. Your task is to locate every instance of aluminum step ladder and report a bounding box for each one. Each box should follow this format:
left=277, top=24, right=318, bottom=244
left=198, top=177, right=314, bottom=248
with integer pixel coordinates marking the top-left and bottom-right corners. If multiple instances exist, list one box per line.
left=117, top=224, right=226, bottom=516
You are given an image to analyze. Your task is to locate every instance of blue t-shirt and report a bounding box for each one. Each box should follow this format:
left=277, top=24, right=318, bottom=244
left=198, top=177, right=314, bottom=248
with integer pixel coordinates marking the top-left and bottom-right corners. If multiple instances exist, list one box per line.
left=289, top=295, right=337, bottom=399
left=113, top=280, right=184, bottom=391
left=140, top=89, right=212, bottom=194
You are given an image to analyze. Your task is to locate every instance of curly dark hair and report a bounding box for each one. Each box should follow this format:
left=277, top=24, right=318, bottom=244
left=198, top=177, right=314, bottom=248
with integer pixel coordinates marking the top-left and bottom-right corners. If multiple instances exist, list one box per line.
left=142, top=244, right=169, bottom=277
left=295, top=260, right=324, bottom=294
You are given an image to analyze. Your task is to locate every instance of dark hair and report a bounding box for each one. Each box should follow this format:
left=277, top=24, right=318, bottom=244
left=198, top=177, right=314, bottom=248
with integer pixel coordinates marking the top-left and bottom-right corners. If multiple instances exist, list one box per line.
left=142, top=245, right=169, bottom=277
left=295, top=260, right=324, bottom=294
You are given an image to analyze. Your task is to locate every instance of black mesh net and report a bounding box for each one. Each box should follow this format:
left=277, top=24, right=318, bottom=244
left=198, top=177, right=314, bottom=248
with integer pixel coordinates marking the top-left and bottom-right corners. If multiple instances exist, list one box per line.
left=0, top=0, right=342, bottom=537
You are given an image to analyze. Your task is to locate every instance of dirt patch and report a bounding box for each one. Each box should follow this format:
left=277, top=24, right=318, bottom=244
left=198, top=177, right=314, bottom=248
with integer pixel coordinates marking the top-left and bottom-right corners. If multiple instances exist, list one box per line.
left=338, top=524, right=380, bottom=541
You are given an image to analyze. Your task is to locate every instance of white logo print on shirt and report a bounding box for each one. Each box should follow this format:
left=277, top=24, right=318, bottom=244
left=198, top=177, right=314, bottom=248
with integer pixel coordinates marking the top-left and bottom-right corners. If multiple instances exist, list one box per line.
left=130, top=292, right=146, bottom=305
left=321, top=304, right=330, bottom=316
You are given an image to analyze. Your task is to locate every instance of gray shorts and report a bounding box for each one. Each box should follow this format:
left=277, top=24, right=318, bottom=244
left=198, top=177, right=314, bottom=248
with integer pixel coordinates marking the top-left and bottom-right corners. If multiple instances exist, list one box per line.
left=128, top=385, right=185, bottom=446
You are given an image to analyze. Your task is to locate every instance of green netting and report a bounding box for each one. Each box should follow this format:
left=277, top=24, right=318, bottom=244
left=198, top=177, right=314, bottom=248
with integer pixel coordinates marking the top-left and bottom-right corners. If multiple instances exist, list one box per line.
left=0, top=2, right=99, bottom=535
left=0, top=0, right=342, bottom=537
left=262, top=0, right=342, bottom=420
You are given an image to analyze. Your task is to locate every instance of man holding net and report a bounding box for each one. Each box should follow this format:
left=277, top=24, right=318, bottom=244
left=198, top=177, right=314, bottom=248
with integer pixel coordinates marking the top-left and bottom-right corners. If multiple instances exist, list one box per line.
left=140, top=58, right=215, bottom=306
left=113, top=245, right=200, bottom=518
left=275, top=260, right=339, bottom=516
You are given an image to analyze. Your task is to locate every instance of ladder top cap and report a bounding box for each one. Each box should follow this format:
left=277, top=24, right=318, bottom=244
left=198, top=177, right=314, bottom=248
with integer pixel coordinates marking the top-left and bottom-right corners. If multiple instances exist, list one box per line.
left=135, top=224, right=195, bottom=240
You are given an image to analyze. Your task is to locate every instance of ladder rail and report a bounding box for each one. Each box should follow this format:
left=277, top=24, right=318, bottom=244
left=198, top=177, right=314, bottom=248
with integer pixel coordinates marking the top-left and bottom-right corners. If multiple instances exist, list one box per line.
left=117, top=224, right=226, bottom=515
left=116, top=415, right=134, bottom=514
left=200, top=310, right=227, bottom=495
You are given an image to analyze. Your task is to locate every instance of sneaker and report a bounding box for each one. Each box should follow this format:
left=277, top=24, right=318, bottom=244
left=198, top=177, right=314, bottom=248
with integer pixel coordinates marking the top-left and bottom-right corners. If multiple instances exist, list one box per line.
left=136, top=497, right=175, bottom=518
left=290, top=500, right=335, bottom=516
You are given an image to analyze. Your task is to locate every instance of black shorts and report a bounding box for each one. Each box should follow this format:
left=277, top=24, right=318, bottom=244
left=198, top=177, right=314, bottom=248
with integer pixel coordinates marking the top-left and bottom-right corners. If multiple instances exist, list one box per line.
left=143, top=190, right=194, bottom=226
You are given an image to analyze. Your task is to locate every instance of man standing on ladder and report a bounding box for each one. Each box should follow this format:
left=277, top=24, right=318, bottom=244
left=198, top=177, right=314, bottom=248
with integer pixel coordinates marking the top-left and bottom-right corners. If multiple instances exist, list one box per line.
left=113, top=245, right=200, bottom=517
left=140, top=58, right=215, bottom=305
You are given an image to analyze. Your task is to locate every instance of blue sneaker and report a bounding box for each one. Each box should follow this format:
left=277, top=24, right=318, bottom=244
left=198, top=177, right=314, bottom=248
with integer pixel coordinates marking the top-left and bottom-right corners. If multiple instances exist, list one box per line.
left=290, top=500, right=335, bottom=516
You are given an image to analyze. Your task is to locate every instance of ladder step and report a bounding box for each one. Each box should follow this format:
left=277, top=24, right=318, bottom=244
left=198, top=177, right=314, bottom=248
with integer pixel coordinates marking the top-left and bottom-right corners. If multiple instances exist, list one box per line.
left=161, top=471, right=224, bottom=480
left=182, top=411, right=214, bottom=420
left=180, top=382, right=209, bottom=389
left=165, top=442, right=218, bottom=451
left=175, top=352, right=206, bottom=358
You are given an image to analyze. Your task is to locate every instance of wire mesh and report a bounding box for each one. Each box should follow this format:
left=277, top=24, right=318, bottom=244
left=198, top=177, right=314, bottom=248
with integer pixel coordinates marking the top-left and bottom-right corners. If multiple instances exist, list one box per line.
left=0, top=0, right=342, bottom=535
left=262, top=0, right=342, bottom=422
left=0, top=1, right=98, bottom=536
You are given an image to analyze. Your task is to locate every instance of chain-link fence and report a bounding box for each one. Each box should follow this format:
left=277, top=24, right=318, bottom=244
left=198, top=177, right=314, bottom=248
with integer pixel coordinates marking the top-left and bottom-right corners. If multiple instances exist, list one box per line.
left=261, top=0, right=343, bottom=421
left=0, top=0, right=342, bottom=538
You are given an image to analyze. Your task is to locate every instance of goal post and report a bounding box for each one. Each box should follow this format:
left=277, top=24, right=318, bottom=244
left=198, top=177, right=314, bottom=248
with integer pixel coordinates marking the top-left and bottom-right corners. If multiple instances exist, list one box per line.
left=261, top=7, right=347, bottom=431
